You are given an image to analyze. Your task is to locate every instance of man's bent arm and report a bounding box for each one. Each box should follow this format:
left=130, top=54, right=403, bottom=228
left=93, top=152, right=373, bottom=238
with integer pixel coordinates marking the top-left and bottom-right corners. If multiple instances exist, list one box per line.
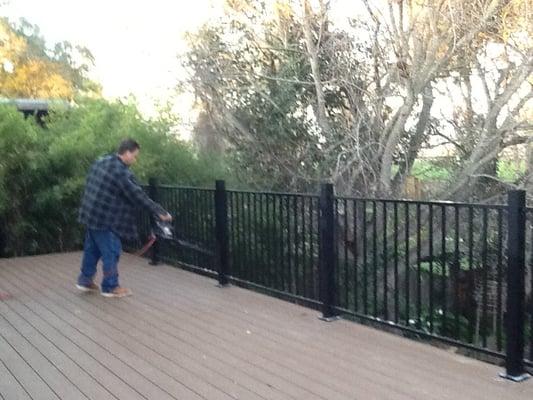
left=118, top=174, right=168, bottom=217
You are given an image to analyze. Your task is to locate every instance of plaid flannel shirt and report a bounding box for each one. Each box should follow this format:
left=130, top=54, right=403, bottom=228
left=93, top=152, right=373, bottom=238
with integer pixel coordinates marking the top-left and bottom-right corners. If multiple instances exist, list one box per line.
left=79, top=154, right=166, bottom=240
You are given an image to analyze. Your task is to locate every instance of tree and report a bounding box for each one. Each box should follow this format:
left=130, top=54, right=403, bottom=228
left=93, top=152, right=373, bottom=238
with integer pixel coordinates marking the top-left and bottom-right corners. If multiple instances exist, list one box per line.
left=0, top=17, right=101, bottom=99
left=184, top=1, right=327, bottom=191
left=183, top=0, right=532, bottom=201
left=181, top=1, right=532, bottom=347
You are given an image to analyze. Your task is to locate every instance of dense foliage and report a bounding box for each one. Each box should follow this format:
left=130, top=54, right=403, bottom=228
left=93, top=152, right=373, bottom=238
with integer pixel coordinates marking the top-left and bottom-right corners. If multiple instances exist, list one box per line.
left=0, top=100, right=228, bottom=256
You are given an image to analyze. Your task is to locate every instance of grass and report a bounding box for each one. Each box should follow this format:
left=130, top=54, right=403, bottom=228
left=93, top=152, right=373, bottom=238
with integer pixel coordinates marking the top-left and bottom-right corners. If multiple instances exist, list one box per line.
left=406, top=158, right=527, bottom=183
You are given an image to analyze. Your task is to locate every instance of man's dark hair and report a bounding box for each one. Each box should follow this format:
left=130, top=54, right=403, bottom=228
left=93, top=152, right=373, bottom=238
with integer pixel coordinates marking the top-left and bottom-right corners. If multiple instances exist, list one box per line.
left=117, top=139, right=140, bottom=154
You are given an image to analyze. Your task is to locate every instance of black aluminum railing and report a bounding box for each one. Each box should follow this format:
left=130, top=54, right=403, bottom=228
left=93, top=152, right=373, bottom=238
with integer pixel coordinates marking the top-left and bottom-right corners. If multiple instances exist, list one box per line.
left=140, top=181, right=532, bottom=378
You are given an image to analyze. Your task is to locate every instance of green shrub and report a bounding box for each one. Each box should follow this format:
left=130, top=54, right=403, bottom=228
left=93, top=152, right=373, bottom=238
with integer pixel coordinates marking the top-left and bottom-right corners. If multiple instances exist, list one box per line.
left=411, top=159, right=452, bottom=181
left=496, top=159, right=526, bottom=183
left=0, top=99, right=229, bottom=256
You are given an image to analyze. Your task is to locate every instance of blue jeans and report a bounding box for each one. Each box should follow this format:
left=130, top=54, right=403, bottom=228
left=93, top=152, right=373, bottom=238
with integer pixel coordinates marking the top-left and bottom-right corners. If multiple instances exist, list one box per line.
left=78, top=229, right=122, bottom=293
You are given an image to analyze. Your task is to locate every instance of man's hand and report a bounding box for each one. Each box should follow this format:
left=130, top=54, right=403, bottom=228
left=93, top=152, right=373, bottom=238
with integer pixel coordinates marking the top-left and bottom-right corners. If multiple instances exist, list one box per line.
left=159, top=213, right=172, bottom=222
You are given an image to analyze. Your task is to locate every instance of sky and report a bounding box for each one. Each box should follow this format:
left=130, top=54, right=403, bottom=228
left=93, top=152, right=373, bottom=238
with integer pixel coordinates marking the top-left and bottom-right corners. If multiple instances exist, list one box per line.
left=2, top=1, right=527, bottom=159
left=1, top=0, right=364, bottom=117
left=2, top=0, right=223, bottom=117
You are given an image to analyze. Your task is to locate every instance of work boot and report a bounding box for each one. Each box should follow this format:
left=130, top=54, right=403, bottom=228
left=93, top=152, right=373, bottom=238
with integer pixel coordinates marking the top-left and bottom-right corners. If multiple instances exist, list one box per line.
left=75, top=282, right=99, bottom=293
left=101, top=286, right=133, bottom=298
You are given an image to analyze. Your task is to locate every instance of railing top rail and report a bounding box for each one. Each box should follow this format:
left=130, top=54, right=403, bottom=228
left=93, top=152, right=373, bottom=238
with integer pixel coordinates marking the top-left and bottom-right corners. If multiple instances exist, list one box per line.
left=159, top=185, right=215, bottom=192
left=144, top=181, right=533, bottom=211
left=145, top=184, right=215, bottom=192
left=226, top=189, right=320, bottom=198
left=335, top=196, right=508, bottom=209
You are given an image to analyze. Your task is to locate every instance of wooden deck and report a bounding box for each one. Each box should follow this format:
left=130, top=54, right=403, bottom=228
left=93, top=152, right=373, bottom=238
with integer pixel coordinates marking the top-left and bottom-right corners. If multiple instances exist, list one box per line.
left=0, top=253, right=532, bottom=400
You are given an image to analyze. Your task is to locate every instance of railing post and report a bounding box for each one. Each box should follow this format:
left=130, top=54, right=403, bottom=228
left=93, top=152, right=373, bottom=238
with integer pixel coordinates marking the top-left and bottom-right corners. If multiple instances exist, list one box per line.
left=500, top=190, right=530, bottom=381
left=215, top=180, right=230, bottom=286
left=148, top=177, right=160, bottom=266
left=319, top=183, right=338, bottom=321
left=0, top=222, right=5, bottom=257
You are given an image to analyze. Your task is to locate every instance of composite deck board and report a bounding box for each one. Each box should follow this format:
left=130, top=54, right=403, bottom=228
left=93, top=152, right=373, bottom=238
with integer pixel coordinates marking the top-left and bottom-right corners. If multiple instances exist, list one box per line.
left=0, top=333, right=59, bottom=400
left=6, top=267, right=254, bottom=400
left=10, top=259, right=327, bottom=400
left=0, top=290, right=146, bottom=400
left=30, top=255, right=426, bottom=400
left=46, top=266, right=443, bottom=399
left=0, top=252, right=532, bottom=400
left=0, top=267, right=198, bottom=400
left=0, top=310, right=88, bottom=399
left=26, top=260, right=359, bottom=400
left=0, top=353, right=32, bottom=400
left=0, top=300, right=122, bottom=400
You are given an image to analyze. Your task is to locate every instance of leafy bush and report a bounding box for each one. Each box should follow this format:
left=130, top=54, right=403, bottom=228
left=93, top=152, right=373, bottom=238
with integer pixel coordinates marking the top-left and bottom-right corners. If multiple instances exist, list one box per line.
left=496, top=159, right=526, bottom=183
left=0, top=99, right=229, bottom=256
left=411, top=159, right=452, bottom=181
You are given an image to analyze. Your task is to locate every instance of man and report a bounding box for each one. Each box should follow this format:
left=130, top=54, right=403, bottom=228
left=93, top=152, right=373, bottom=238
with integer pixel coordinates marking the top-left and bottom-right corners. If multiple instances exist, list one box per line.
left=77, top=139, right=171, bottom=297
